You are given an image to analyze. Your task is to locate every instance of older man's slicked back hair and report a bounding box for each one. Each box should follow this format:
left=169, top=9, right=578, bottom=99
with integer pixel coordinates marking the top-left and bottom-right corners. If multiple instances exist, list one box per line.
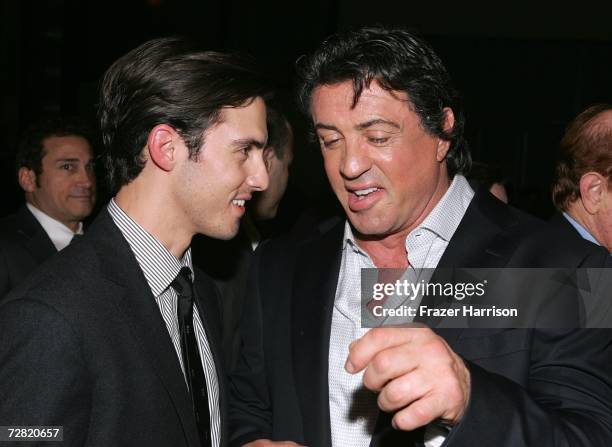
left=552, top=104, right=612, bottom=211
left=297, top=25, right=470, bottom=176
left=99, top=36, right=271, bottom=194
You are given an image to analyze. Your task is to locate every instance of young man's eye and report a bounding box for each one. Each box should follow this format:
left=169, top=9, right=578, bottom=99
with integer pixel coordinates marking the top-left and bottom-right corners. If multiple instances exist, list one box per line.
left=61, top=163, right=75, bottom=171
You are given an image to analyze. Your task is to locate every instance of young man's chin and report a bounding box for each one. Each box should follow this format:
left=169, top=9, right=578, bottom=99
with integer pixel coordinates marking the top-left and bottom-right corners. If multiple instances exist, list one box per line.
left=204, top=221, right=241, bottom=241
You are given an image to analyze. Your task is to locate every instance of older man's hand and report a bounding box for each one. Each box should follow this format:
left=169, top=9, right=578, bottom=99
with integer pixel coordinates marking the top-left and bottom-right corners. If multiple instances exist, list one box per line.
left=345, top=327, right=470, bottom=431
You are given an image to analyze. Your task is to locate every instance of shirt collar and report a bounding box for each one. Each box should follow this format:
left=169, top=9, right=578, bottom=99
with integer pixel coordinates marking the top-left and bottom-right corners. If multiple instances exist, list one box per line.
left=416, top=174, right=474, bottom=242
left=107, top=198, right=193, bottom=297
left=563, top=212, right=602, bottom=247
left=341, top=174, right=474, bottom=250
left=26, top=202, right=83, bottom=251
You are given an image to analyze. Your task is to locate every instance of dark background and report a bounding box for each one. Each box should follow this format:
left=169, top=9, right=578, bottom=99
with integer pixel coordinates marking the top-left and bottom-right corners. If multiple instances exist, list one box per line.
left=2, top=0, right=612, bottom=220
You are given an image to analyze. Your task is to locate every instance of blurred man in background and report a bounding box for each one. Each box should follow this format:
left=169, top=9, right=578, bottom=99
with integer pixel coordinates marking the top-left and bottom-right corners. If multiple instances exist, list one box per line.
left=0, top=116, right=96, bottom=297
left=552, top=104, right=612, bottom=253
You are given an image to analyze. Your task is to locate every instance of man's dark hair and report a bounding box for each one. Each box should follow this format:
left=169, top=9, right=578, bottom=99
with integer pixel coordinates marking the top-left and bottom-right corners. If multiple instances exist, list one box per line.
left=266, top=101, right=292, bottom=160
left=552, top=103, right=612, bottom=211
left=297, top=25, right=470, bottom=176
left=16, top=116, right=93, bottom=178
left=99, top=36, right=271, bottom=194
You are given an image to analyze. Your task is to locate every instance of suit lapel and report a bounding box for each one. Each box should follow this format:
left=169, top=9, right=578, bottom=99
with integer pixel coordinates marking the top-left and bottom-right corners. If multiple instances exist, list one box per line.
left=89, top=211, right=200, bottom=447
left=419, top=190, right=521, bottom=341
left=437, top=190, right=519, bottom=269
left=17, top=206, right=57, bottom=263
left=291, top=221, right=344, bottom=447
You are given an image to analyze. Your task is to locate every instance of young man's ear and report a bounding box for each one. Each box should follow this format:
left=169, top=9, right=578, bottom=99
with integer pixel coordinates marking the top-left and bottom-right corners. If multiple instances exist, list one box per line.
left=18, top=167, right=38, bottom=193
left=579, top=172, right=606, bottom=214
left=146, top=124, right=183, bottom=172
left=436, top=107, right=455, bottom=162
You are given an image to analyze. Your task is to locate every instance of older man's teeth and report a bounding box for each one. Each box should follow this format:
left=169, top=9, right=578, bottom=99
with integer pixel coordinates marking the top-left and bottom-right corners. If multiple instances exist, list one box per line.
left=232, top=199, right=245, bottom=207
left=354, top=187, right=379, bottom=197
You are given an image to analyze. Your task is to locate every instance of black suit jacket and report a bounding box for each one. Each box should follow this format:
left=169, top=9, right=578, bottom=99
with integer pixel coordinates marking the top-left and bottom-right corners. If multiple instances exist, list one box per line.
left=229, top=189, right=612, bottom=447
left=0, top=205, right=57, bottom=298
left=0, top=210, right=227, bottom=447
left=548, top=211, right=605, bottom=248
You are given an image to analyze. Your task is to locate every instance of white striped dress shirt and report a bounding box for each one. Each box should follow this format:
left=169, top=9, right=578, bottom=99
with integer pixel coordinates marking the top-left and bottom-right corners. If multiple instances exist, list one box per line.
left=108, top=199, right=220, bottom=447
left=329, top=175, right=474, bottom=447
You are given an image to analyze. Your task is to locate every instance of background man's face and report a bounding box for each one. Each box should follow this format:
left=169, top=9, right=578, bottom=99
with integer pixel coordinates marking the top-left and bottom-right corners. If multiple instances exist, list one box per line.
left=594, top=183, right=612, bottom=252
left=26, top=135, right=96, bottom=228
left=311, top=81, right=450, bottom=239
left=252, top=141, right=293, bottom=220
left=175, top=96, right=269, bottom=239
left=489, top=182, right=508, bottom=203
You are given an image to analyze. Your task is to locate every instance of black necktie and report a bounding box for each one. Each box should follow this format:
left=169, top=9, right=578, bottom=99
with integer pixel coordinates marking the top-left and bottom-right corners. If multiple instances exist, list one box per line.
left=69, top=233, right=82, bottom=244
left=171, top=267, right=212, bottom=447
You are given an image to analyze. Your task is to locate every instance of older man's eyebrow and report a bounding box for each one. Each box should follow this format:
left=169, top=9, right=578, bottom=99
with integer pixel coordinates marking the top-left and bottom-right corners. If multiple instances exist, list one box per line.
left=233, top=138, right=266, bottom=149
left=355, top=119, right=400, bottom=131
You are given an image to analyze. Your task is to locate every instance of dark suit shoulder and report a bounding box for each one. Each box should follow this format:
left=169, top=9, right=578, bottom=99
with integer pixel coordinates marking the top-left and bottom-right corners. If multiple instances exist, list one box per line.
left=524, top=213, right=609, bottom=268
left=0, top=212, right=20, bottom=235
left=0, top=207, right=58, bottom=298
left=547, top=212, right=606, bottom=252
left=253, top=217, right=340, bottom=275
left=0, top=213, right=22, bottom=258
left=1, top=232, right=107, bottom=321
left=0, top=208, right=31, bottom=244
left=443, top=189, right=609, bottom=268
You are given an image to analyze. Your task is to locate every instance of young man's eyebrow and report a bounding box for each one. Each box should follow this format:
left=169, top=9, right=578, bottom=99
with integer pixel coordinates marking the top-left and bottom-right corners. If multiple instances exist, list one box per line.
left=355, top=119, right=400, bottom=131
left=232, top=138, right=266, bottom=149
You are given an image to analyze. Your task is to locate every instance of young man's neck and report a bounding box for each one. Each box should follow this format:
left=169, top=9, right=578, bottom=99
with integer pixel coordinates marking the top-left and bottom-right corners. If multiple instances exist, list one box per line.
left=115, top=184, right=192, bottom=259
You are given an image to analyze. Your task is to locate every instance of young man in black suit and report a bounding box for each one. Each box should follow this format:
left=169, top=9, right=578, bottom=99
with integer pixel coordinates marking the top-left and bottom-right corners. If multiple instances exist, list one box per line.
left=0, top=117, right=96, bottom=297
left=0, top=37, right=270, bottom=447
left=229, top=26, right=612, bottom=447
left=551, top=104, right=612, bottom=253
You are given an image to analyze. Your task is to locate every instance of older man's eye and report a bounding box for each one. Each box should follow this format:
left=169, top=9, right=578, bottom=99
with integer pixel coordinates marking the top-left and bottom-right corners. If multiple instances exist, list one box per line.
left=322, top=138, right=341, bottom=148
left=368, top=137, right=389, bottom=145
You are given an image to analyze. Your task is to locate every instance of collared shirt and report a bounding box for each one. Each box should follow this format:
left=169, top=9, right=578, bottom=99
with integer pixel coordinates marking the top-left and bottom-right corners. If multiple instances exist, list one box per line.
left=107, top=199, right=220, bottom=447
left=27, top=202, right=83, bottom=251
left=328, top=175, right=474, bottom=447
left=563, top=212, right=603, bottom=247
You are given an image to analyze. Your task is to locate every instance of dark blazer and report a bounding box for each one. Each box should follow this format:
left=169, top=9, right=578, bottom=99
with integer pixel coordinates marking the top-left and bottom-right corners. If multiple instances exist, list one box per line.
left=0, top=205, right=57, bottom=298
left=193, top=228, right=254, bottom=371
left=229, top=189, right=612, bottom=447
left=0, top=210, right=227, bottom=447
left=548, top=211, right=605, bottom=248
